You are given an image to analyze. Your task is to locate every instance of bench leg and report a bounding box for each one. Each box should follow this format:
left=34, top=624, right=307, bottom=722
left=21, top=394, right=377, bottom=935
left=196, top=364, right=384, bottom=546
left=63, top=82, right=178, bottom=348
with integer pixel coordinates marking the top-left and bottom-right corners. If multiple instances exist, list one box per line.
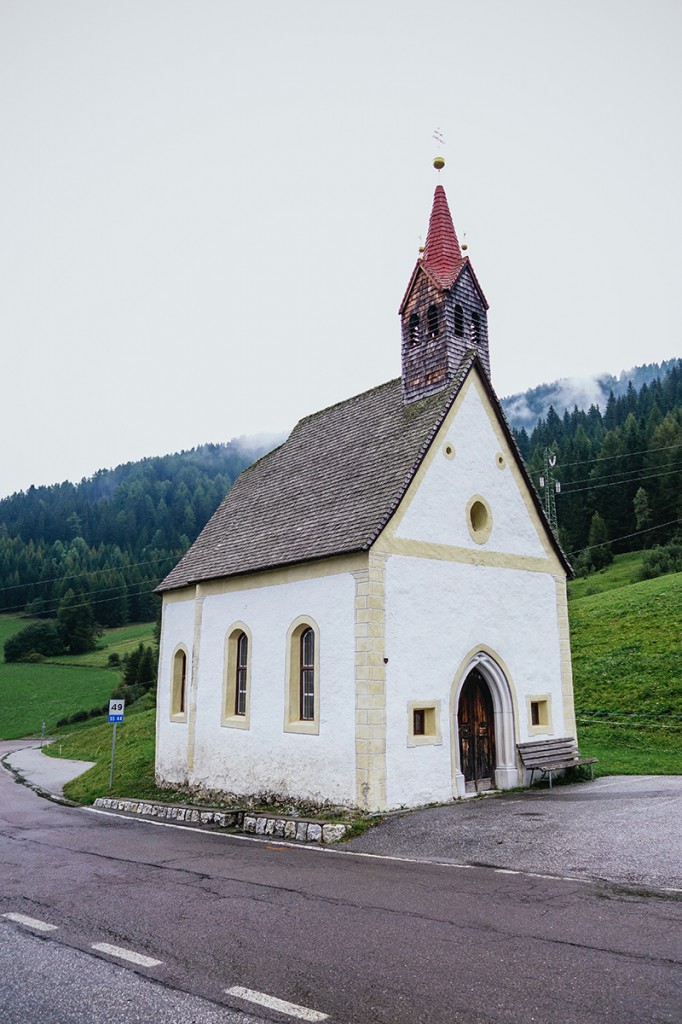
left=590, top=764, right=594, bottom=781
left=548, top=771, right=553, bottom=789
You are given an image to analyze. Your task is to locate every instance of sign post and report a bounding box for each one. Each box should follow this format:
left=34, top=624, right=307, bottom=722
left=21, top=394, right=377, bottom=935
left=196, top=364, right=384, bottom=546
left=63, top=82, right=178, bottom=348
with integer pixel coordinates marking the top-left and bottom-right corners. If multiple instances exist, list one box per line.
left=108, top=699, right=125, bottom=790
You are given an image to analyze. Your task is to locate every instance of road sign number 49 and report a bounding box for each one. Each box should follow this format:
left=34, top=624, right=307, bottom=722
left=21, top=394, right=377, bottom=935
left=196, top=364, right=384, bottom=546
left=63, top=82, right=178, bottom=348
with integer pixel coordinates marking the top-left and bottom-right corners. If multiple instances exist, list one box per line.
left=108, top=700, right=125, bottom=723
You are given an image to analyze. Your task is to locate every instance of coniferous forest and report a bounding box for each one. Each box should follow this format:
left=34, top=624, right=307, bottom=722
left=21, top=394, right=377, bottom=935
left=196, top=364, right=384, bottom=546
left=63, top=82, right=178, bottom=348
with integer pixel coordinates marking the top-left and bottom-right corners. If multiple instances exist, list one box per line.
left=512, top=360, right=682, bottom=572
left=0, top=438, right=278, bottom=627
left=0, top=359, right=679, bottom=638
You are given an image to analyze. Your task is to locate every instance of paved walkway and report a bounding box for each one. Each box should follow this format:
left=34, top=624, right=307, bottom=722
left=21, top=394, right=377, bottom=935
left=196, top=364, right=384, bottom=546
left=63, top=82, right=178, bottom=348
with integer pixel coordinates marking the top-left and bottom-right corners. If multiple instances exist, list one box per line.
left=1, top=740, right=94, bottom=798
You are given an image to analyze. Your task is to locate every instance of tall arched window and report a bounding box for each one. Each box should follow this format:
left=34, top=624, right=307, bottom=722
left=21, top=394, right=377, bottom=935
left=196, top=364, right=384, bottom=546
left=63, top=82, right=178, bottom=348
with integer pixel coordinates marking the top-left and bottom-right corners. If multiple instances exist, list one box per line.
left=427, top=304, right=439, bottom=337
left=408, top=312, right=420, bottom=345
left=471, top=312, right=481, bottom=344
left=300, top=627, right=315, bottom=721
left=235, top=632, right=248, bottom=716
left=454, top=304, right=464, bottom=337
left=284, top=617, right=320, bottom=734
left=171, top=648, right=187, bottom=719
left=223, top=623, right=252, bottom=729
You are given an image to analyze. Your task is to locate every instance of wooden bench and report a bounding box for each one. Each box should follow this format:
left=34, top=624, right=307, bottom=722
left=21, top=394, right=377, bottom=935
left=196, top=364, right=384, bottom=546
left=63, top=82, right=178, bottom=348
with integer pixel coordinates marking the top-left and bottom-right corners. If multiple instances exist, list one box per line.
left=517, top=737, right=598, bottom=789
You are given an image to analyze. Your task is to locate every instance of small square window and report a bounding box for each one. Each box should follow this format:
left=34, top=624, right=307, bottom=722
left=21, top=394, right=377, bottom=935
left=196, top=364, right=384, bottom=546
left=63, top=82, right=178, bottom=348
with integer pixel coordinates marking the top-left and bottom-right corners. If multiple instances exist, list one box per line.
left=527, top=696, right=552, bottom=734
left=407, top=701, right=442, bottom=746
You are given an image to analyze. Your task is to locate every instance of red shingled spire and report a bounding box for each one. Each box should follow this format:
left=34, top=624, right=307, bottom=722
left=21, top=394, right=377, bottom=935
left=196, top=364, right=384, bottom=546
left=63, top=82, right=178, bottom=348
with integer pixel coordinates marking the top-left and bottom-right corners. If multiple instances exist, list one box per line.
left=422, top=184, right=464, bottom=289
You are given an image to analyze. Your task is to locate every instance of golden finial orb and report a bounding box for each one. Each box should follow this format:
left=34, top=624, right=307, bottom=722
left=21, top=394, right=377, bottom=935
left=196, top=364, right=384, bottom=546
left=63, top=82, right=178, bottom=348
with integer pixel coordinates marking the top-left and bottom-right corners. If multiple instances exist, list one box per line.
left=433, top=156, right=445, bottom=171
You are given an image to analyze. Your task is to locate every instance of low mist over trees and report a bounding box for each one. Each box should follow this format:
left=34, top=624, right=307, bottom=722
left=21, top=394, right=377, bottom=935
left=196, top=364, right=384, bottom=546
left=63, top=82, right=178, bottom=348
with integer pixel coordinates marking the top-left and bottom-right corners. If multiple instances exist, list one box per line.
left=513, top=360, right=681, bottom=571
left=0, top=437, right=278, bottom=626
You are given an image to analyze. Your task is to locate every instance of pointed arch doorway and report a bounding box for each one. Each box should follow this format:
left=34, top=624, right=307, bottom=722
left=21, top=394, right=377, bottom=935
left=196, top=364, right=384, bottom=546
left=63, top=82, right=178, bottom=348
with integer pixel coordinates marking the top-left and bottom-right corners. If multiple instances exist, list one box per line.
left=451, top=650, right=520, bottom=798
left=458, top=669, right=495, bottom=793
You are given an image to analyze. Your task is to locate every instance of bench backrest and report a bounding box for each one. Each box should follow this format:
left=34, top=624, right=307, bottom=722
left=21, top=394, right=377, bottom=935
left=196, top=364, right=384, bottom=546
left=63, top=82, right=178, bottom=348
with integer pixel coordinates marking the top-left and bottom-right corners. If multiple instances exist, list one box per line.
left=517, top=737, right=580, bottom=766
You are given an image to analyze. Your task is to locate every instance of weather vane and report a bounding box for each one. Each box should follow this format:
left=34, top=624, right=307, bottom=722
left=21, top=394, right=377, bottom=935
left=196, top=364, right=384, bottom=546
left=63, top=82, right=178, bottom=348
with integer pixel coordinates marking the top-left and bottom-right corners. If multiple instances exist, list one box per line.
left=432, top=127, right=445, bottom=171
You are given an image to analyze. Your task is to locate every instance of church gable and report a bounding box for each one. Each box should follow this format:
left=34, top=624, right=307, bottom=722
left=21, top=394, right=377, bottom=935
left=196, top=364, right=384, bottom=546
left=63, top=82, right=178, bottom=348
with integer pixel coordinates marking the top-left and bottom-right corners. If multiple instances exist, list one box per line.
left=378, top=364, right=562, bottom=570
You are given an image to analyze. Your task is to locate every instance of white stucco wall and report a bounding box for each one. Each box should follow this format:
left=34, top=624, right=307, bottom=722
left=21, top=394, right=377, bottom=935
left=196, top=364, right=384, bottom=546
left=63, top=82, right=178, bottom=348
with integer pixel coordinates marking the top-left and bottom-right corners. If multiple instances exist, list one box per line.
left=383, top=556, right=566, bottom=808
left=378, top=371, right=570, bottom=808
left=395, top=377, right=548, bottom=559
left=156, top=570, right=358, bottom=806
left=155, top=595, right=196, bottom=783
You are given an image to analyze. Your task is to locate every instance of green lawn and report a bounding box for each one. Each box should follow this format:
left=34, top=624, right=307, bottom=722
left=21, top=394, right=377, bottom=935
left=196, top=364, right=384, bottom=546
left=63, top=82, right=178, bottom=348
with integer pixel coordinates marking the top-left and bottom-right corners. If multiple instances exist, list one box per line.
left=567, top=550, right=646, bottom=601
left=570, top=570, right=682, bottom=775
left=0, top=616, right=155, bottom=740
left=0, top=662, right=115, bottom=739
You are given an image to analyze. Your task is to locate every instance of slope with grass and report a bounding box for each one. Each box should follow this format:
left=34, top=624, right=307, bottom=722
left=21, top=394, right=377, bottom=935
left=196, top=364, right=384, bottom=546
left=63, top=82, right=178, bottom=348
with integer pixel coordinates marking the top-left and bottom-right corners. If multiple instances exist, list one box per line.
left=0, top=616, right=155, bottom=740
left=570, top=566, right=682, bottom=774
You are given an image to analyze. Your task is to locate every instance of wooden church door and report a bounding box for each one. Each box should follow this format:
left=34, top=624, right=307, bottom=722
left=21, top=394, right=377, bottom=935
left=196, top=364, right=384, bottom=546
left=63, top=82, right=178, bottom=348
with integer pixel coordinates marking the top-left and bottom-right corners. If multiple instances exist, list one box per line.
left=458, top=670, right=496, bottom=792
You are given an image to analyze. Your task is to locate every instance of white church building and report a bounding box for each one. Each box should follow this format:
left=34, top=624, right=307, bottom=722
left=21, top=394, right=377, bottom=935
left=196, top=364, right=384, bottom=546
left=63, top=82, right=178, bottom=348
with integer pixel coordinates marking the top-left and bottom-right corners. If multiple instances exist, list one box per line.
left=155, top=179, right=576, bottom=812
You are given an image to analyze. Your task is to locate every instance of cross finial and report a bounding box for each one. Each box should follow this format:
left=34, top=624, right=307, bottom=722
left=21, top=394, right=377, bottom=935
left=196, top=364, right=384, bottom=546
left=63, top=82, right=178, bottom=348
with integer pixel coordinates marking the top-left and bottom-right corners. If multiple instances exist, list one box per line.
left=433, top=128, right=445, bottom=171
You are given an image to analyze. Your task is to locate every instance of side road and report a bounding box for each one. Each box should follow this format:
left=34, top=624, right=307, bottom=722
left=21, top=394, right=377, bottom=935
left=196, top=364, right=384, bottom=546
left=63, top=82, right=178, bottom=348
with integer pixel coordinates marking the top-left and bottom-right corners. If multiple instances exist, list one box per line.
left=3, top=740, right=681, bottom=892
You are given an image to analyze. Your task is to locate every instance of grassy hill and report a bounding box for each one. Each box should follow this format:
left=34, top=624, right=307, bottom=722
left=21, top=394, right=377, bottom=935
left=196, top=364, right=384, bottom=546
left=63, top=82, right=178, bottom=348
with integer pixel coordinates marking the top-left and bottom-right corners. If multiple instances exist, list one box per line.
left=0, top=617, right=155, bottom=740
left=569, top=555, right=682, bottom=774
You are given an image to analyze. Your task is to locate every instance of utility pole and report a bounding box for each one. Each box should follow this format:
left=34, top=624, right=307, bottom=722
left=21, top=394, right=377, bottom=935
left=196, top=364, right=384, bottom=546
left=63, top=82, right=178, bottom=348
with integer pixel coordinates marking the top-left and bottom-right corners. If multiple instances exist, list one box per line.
left=538, top=447, right=560, bottom=534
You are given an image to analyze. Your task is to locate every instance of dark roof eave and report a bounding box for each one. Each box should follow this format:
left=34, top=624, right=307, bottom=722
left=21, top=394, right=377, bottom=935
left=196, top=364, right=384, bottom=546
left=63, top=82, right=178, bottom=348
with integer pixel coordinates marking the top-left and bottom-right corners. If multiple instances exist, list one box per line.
left=156, top=544, right=372, bottom=595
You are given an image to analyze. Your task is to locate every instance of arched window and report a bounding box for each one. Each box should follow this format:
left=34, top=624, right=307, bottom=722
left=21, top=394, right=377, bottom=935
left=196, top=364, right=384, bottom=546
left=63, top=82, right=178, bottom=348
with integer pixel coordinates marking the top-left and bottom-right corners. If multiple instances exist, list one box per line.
left=408, top=312, right=420, bottom=345
left=300, top=627, right=315, bottom=721
left=235, top=632, right=248, bottom=716
left=427, top=304, right=439, bottom=337
left=284, top=617, right=320, bottom=734
left=223, top=623, right=252, bottom=729
left=171, top=648, right=187, bottom=719
left=454, top=304, right=464, bottom=337
left=471, top=312, right=481, bottom=344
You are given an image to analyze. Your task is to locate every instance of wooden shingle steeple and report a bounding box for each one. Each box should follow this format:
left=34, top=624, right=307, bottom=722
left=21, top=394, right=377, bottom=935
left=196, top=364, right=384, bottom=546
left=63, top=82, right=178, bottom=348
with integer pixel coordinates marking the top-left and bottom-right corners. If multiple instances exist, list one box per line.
left=400, top=184, right=490, bottom=404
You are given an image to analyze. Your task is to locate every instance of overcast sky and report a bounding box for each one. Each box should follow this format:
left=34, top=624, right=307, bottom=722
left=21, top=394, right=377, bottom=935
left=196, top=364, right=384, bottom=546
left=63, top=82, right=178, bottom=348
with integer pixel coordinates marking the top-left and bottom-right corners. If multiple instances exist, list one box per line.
left=1, top=1, right=680, bottom=498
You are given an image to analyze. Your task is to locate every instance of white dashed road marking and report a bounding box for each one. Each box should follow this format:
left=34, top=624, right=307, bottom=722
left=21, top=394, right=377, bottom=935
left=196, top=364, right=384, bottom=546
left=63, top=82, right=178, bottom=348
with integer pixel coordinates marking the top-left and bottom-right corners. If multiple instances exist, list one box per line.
left=91, top=942, right=163, bottom=968
left=2, top=912, right=58, bottom=932
left=226, top=986, right=329, bottom=1021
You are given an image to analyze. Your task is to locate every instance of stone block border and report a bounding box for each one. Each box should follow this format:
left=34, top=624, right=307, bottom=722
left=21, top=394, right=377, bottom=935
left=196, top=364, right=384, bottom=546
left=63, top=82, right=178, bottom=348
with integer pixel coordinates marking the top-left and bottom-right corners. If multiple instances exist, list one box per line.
left=93, top=798, right=348, bottom=844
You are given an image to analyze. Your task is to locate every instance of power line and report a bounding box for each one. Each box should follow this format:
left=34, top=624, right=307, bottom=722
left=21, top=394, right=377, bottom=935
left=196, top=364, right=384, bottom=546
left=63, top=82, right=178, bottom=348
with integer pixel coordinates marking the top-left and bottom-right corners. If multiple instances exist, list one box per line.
left=558, top=465, right=682, bottom=497
left=531, top=439, right=682, bottom=471
left=566, top=517, right=682, bottom=557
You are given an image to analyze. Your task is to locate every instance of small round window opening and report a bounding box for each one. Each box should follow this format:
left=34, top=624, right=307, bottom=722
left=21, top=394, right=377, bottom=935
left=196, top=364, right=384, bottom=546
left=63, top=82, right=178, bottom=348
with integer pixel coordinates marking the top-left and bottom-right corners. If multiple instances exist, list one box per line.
left=442, top=442, right=456, bottom=460
left=466, top=495, right=493, bottom=544
left=496, top=452, right=506, bottom=470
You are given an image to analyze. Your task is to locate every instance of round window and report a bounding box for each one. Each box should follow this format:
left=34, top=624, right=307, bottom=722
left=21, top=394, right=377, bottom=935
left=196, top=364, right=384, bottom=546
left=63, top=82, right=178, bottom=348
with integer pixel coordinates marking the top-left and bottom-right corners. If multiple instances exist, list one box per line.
left=466, top=495, right=493, bottom=544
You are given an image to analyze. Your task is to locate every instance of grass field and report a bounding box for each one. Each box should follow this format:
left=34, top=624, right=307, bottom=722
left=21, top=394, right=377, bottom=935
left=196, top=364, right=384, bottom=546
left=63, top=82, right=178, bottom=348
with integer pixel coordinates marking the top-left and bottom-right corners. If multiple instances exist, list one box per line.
left=567, top=550, right=646, bottom=601
left=0, top=617, right=155, bottom=740
left=570, top=568, right=682, bottom=775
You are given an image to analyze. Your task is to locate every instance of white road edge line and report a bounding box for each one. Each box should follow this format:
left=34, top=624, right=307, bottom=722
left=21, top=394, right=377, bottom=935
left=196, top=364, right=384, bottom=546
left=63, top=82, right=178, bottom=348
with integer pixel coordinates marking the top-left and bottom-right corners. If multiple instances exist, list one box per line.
left=2, top=912, right=58, bottom=932
left=91, top=942, right=163, bottom=968
left=226, top=986, right=328, bottom=1021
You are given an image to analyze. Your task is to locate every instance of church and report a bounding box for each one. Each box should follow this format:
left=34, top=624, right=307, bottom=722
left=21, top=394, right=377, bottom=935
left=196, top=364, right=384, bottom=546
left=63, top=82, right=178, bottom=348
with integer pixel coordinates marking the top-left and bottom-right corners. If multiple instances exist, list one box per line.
left=154, top=172, right=576, bottom=812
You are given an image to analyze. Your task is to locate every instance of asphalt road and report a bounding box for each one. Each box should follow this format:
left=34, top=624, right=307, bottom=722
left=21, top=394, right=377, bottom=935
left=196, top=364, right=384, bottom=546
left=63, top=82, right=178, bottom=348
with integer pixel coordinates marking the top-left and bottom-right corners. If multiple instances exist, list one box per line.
left=1, top=747, right=680, bottom=1023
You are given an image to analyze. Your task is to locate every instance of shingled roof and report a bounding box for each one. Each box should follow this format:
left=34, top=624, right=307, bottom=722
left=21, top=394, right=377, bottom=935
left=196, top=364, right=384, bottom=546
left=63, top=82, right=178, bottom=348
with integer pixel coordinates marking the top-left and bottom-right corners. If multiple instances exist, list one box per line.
left=158, top=358, right=478, bottom=592
left=158, top=351, right=571, bottom=593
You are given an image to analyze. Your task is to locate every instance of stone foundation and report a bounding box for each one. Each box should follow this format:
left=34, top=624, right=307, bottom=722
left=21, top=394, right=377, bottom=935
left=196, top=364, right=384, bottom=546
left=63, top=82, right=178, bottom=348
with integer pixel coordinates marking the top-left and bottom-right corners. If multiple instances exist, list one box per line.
left=93, top=798, right=348, bottom=843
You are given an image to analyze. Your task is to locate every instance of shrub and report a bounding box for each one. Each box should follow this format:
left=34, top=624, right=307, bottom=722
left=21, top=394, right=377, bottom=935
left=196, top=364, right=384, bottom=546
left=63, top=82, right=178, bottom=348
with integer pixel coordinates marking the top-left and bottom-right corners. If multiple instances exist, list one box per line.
left=21, top=652, right=46, bottom=664
left=641, top=540, right=682, bottom=580
left=4, top=621, right=65, bottom=662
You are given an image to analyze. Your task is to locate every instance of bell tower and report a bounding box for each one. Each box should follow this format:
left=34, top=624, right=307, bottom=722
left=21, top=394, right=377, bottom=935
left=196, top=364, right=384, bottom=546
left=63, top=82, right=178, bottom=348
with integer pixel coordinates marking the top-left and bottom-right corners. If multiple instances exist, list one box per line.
left=399, top=168, right=490, bottom=404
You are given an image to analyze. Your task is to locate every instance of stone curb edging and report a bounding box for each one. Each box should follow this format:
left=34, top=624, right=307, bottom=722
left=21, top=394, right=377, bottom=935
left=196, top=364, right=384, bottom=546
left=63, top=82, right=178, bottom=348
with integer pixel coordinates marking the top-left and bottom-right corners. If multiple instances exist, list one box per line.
left=93, top=797, right=348, bottom=844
